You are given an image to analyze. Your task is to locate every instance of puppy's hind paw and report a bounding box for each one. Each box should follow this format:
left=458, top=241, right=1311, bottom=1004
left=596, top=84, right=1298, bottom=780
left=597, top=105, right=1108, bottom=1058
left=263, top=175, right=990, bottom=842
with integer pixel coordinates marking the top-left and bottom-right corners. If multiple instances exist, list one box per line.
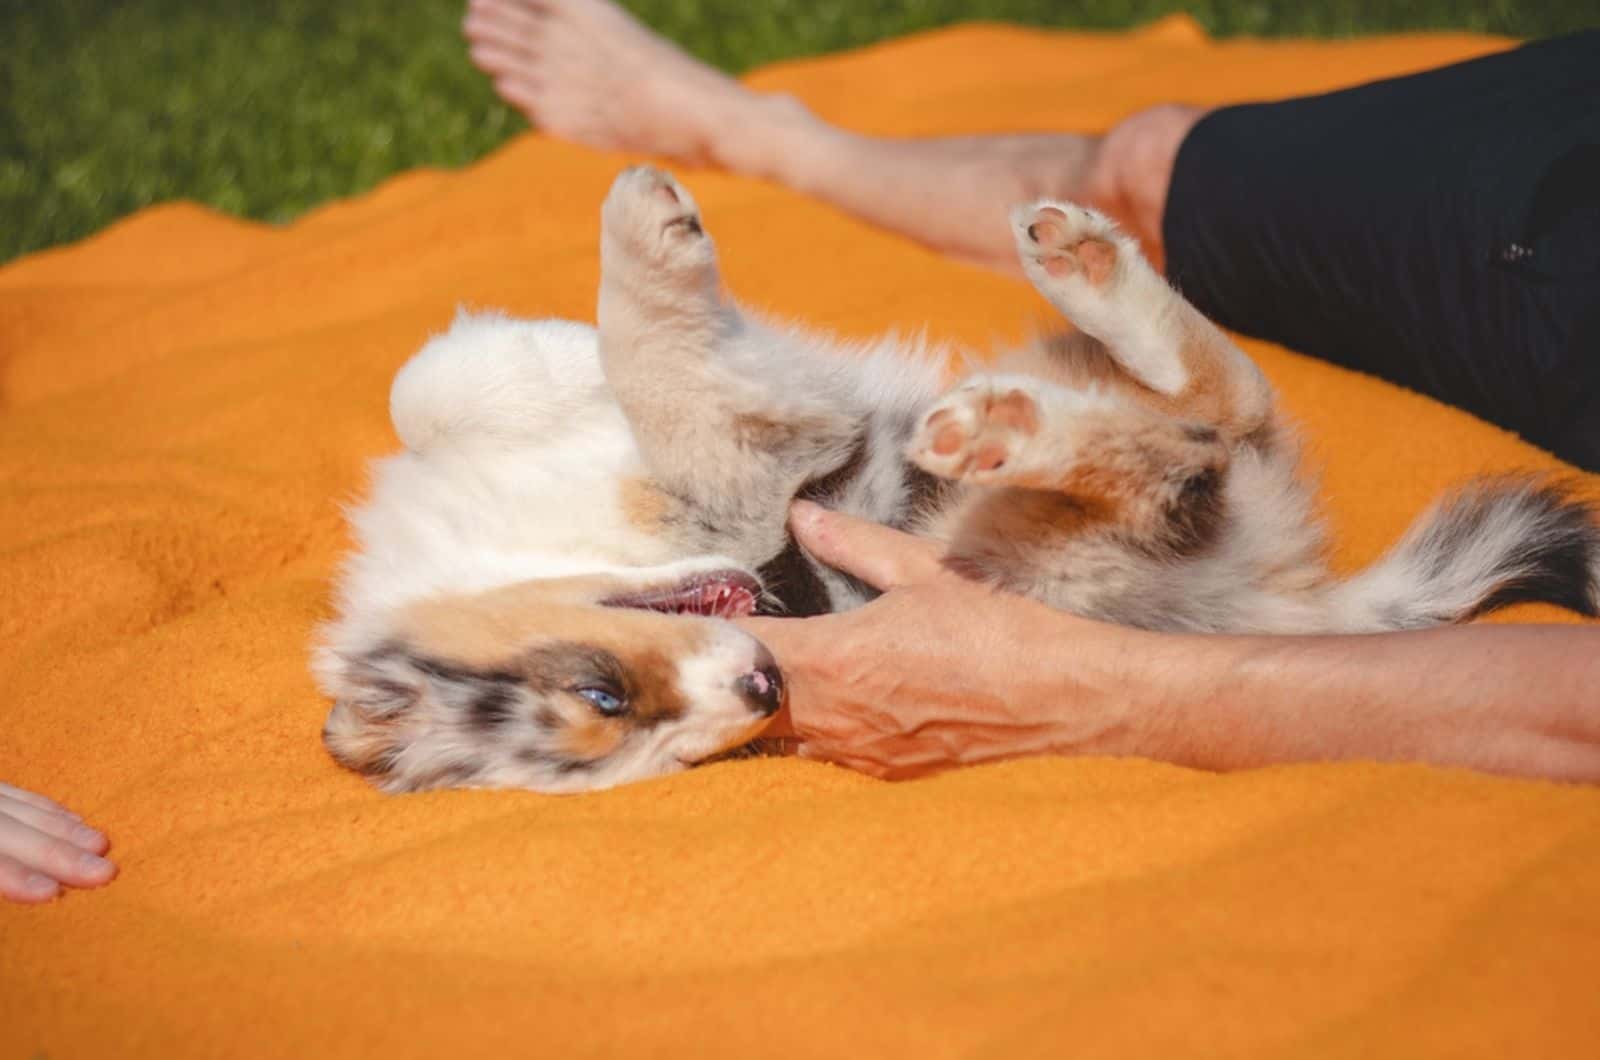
left=907, top=377, right=1041, bottom=484
left=1011, top=201, right=1124, bottom=287
left=601, top=165, right=714, bottom=267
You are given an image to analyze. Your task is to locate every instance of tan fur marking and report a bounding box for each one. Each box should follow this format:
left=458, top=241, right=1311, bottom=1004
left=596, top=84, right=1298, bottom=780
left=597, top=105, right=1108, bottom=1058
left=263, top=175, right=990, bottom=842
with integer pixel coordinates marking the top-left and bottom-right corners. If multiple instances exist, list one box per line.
left=1140, top=323, right=1271, bottom=441
left=552, top=715, right=629, bottom=762
left=951, top=489, right=1112, bottom=569
left=400, top=576, right=712, bottom=672
left=1002, top=332, right=1137, bottom=394
left=619, top=476, right=672, bottom=532
left=1041, top=418, right=1222, bottom=513
left=622, top=648, right=691, bottom=725
left=733, top=411, right=805, bottom=450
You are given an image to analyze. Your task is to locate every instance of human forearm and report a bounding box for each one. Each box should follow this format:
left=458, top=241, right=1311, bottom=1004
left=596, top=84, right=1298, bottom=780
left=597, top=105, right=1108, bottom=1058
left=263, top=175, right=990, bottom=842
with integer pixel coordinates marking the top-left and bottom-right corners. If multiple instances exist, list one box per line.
left=1155, top=626, right=1600, bottom=781
left=762, top=606, right=1600, bottom=783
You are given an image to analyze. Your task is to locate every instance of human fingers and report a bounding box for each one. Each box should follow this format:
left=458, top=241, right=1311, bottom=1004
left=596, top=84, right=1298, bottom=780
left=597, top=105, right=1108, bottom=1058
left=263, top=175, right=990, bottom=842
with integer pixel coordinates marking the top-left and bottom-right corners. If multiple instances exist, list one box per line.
left=0, top=812, right=117, bottom=894
left=788, top=500, right=944, bottom=590
left=0, top=852, right=62, bottom=904
left=0, top=793, right=109, bottom=854
left=0, top=781, right=81, bottom=819
left=794, top=739, right=948, bottom=782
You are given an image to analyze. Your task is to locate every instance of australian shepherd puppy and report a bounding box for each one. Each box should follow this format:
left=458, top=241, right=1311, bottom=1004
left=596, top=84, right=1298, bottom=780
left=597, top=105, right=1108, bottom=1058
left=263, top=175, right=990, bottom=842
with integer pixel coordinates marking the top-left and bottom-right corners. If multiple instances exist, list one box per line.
left=314, top=166, right=1600, bottom=794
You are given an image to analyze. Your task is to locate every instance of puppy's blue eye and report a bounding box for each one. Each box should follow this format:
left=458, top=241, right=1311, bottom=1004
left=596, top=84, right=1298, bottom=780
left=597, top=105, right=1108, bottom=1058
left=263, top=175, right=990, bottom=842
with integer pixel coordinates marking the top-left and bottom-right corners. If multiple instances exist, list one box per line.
left=576, top=686, right=627, bottom=716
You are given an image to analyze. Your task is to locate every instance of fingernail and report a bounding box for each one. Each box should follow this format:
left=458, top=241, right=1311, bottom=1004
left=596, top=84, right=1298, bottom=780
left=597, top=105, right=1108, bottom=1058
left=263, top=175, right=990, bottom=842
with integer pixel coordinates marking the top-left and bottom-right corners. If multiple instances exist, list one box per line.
left=73, top=824, right=106, bottom=849
left=25, top=873, right=59, bottom=896
left=77, top=851, right=114, bottom=878
left=790, top=499, right=824, bottom=529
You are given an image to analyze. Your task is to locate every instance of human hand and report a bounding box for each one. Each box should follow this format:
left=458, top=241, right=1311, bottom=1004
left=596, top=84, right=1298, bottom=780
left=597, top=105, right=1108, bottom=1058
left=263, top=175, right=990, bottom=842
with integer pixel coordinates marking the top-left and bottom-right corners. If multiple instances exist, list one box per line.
left=737, top=502, right=1172, bottom=779
left=0, top=781, right=117, bottom=904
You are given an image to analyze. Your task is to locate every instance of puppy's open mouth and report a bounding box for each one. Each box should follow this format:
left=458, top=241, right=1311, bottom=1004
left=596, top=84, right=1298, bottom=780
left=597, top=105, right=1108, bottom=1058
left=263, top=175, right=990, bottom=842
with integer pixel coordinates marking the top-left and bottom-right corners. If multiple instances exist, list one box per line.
left=601, top=569, right=761, bottom=619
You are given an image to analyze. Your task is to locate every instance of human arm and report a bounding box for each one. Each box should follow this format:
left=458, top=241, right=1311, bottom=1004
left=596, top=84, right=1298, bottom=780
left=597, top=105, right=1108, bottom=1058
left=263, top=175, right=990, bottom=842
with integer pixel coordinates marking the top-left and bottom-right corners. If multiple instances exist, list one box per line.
left=0, top=782, right=117, bottom=904
left=737, top=502, right=1600, bottom=782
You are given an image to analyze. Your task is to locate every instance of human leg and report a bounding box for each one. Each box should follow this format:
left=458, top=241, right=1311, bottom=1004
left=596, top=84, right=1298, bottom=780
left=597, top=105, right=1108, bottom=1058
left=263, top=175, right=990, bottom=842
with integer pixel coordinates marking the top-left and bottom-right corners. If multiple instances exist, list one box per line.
left=1162, top=32, right=1600, bottom=468
left=462, top=0, right=1200, bottom=268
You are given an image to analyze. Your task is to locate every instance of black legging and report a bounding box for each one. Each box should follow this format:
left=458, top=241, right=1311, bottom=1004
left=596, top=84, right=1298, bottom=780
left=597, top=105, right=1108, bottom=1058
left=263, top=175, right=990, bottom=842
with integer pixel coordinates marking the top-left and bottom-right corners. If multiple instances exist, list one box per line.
left=1162, top=31, right=1600, bottom=470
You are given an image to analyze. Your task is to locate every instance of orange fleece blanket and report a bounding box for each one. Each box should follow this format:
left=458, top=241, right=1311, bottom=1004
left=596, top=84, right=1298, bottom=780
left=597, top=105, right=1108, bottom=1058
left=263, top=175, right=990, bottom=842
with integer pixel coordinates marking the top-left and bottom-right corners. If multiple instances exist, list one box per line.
left=3, top=17, right=1597, bottom=1058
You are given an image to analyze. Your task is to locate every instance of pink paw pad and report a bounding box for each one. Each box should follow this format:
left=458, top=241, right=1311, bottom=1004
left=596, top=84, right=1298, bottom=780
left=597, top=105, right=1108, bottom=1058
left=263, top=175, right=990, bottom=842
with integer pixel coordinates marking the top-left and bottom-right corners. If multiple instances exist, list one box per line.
left=1026, top=206, right=1118, bottom=286
left=925, top=409, right=964, bottom=455
left=1073, top=239, right=1117, bottom=285
left=986, top=389, right=1039, bottom=435
left=972, top=442, right=1010, bottom=471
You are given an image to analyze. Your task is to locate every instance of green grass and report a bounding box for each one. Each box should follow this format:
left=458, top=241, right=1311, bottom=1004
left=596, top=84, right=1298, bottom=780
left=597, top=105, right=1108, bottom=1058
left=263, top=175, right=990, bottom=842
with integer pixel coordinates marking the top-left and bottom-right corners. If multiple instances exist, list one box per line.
left=3, top=0, right=1596, bottom=264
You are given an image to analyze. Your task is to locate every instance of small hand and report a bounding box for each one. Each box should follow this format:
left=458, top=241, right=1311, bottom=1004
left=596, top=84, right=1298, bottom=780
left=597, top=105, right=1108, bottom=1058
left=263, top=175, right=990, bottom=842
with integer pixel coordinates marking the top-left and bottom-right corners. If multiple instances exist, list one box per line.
left=738, top=501, right=1152, bottom=779
left=0, top=781, right=117, bottom=904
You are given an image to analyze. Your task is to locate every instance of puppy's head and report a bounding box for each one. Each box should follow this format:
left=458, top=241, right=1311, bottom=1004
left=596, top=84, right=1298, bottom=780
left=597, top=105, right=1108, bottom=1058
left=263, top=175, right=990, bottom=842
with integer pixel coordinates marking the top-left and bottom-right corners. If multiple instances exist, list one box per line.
left=318, top=568, right=782, bottom=794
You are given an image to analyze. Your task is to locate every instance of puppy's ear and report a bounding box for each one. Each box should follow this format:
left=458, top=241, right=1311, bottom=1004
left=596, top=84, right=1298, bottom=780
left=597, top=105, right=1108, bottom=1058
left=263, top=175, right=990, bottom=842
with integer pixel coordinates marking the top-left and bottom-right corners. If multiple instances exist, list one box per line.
left=319, top=644, right=424, bottom=782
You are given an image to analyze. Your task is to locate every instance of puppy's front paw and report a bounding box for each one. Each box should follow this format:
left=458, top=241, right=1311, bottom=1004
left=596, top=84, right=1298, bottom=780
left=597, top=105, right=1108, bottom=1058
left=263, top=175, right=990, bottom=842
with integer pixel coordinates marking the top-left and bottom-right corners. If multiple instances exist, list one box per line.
left=1011, top=201, right=1124, bottom=288
left=602, top=165, right=713, bottom=268
left=908, top=377, right=1041, bottom=483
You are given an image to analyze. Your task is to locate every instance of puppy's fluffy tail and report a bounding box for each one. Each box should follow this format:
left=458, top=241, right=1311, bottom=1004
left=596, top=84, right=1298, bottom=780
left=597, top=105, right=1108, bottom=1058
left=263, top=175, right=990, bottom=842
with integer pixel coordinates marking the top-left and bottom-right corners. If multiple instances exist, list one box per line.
left=1331, top=477, right=1600, bottom=631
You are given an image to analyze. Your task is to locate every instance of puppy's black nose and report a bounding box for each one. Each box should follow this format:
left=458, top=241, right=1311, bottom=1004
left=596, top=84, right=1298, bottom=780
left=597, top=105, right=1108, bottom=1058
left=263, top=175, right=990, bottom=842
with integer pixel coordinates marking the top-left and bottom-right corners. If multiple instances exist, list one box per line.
left=736, top=663, right=785, bottom=717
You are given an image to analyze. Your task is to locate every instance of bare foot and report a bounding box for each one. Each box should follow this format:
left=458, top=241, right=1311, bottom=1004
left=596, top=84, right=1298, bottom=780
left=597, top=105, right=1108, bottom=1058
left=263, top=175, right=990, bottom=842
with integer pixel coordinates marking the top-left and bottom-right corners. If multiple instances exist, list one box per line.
left=463, top=0, right=801, bottom=167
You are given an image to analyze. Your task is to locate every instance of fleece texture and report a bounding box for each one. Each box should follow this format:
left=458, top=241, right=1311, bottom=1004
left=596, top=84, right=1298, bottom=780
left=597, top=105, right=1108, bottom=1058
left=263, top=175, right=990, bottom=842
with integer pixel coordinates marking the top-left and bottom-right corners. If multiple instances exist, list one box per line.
left=2, top=16, right=1597, bottom=1059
